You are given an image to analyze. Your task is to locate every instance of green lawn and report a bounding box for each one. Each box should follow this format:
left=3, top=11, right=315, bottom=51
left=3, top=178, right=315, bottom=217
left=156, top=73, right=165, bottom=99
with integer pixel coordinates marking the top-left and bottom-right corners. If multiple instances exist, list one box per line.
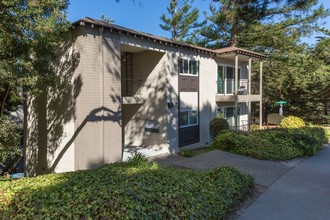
left=0, top=155, right=253, bottom=219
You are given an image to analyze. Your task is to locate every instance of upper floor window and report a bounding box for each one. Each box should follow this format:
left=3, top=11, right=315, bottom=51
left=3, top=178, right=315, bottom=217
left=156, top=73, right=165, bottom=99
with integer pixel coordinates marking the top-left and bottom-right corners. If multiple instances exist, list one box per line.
left=217, top=65, right=242, bottom=95
left=179, top=59, right=199, bottom=76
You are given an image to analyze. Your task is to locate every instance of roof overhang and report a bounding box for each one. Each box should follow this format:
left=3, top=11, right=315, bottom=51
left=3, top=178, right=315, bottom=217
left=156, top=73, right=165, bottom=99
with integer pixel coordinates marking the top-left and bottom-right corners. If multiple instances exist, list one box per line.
left=72, top=17, right=216, bottom=55
left=215, top=46, right=267, bottom=61
left=72, top=18, right=268, bottom=60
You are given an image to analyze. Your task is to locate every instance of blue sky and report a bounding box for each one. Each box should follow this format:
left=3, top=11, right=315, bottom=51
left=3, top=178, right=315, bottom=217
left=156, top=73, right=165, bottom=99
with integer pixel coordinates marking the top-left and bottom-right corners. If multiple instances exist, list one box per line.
left=68, top=0, right=330, bottom=45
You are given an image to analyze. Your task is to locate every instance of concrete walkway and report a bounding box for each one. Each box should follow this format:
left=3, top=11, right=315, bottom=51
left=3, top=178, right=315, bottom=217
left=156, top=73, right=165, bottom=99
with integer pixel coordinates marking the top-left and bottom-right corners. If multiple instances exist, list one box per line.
left=152, top=145, right=330, bottom=219
left=238, top=145, right=330, bottom=220
left=153, top=150, right=303, bottom=187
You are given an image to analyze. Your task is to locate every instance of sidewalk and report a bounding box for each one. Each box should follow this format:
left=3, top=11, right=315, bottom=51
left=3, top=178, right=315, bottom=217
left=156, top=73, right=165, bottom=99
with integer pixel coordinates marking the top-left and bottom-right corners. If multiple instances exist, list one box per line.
left=152, top=150, right=303, bottom=187
left=238, top=145, right=330, bottom=220
left=152, top=146, right=330, bottom=219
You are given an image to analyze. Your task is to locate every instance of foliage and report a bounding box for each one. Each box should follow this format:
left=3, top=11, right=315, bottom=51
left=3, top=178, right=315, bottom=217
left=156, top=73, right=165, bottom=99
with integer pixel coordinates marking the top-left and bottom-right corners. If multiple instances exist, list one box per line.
left=179, top=146, right=213, bottom=157
left=0, top=115, right=20, bottom=167
left=209, top=117, right=230, bottom=139
left=213, top=127, right=328, bottom=160
left=262, top=38, right=330, bottom=124
left=0, top=156, right=253, bottom=219
left=160, top=0, right=204, bottom=42
left=0, top=0, right=70, bottom=116
left=250, top=124, right=262, bottom=131
left=100, top=15, right=115, bottom=23
left=177, top=0, right=329, bottom=124
left=200, top=0, right=268, bottom=47
left=280, top=116, right=306, bottom=128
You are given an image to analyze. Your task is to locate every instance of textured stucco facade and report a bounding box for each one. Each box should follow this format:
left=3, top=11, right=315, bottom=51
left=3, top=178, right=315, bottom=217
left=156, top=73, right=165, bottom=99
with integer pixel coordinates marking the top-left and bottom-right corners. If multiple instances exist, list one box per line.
left=25, top=17, right=264, bottom=175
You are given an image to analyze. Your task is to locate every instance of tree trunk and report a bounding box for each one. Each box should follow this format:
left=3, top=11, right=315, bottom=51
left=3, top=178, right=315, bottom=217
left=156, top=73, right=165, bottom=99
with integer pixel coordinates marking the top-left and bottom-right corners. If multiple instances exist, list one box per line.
left=0, top=84, right=11, bottom=116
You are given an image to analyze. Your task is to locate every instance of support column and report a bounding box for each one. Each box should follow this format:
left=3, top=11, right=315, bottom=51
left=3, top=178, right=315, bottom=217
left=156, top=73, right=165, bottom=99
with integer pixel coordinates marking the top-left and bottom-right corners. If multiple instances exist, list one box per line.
left=234, top=54, right=239, bottom=131
left=248, top=57, right=252, bottom=131
left=259, top=60, right=263, bottom=127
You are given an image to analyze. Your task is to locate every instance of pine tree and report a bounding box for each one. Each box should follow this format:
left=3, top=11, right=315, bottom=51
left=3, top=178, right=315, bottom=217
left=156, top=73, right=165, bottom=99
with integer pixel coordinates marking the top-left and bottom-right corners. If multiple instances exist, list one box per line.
left=160, top=0, right=204, bottom=42
left=198, top=0, right=329, bottom=49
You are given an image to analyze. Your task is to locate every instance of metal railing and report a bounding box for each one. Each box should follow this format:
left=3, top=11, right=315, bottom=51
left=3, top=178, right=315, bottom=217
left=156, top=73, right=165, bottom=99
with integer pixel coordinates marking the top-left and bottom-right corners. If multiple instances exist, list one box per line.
left=121, top=79, right=143, bottom=96
left=216, top=81, right=260, bottom=95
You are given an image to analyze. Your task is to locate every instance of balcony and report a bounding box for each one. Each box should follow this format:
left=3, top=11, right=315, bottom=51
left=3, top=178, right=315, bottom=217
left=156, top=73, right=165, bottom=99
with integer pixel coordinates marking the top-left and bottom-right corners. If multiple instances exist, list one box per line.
left=121, top=79, right=144, bottom=104
left=216, top=81, right=261, bottom=103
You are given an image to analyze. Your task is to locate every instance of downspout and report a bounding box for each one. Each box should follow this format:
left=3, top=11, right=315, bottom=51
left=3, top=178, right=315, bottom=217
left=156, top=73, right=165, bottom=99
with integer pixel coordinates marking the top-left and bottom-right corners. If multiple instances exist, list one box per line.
left=259, top=60, right=263, bottom=127
left=248, top=57, right=252, bottom=131
left=99, top=26, right=105, bottom=165
left=234, top=54, right=239, bottom=131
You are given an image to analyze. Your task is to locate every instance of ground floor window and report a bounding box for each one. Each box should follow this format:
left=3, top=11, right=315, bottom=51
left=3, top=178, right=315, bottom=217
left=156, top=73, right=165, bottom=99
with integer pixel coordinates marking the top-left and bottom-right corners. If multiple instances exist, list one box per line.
left=179, top=109, right=198, bottom=128
left=218, top=106, right=240, bottom=128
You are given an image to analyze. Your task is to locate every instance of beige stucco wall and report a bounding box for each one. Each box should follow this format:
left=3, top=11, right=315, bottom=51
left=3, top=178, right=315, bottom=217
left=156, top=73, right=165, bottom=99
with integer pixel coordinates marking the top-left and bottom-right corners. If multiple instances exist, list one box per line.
left=123, top=50, right=171, bottom=157
left=73, top=26, right=122, bottom=170
left=25, top=42, right=77, bottom=176
left=25, top=22, right=257, bottom=174
left=25, top=26, right=123, bottom=176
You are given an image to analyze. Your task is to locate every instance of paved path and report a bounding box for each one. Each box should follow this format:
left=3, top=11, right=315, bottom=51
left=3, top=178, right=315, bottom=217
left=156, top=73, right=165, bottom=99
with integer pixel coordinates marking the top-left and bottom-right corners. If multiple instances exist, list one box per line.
left=238, top=145, right=330, bottom=220
left=152, top=145, right=330, bottom=219
left=153, top=150, right=303, bottom=187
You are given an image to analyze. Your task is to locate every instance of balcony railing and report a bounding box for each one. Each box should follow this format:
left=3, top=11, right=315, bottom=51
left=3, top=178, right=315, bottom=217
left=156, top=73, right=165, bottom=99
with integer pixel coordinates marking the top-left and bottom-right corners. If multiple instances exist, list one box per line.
left=121, top=79, right=143, bottom=96
left=216, top=81, right=260, bottom=95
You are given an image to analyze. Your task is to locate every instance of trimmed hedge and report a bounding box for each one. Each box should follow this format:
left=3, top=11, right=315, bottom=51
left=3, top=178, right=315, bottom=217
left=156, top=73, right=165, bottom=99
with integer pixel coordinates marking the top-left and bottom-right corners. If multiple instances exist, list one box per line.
left=0, top=155, right=253, bottom=219
left=213, top=127, right=328, bottom=160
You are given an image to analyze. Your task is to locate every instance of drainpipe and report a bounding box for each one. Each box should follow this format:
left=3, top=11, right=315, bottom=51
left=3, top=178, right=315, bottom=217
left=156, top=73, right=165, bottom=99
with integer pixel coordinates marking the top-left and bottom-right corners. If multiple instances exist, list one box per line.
left=248, top=57, right=252, bottom=131
left=99, top=26, right=105, bottom=165
left=259, top=60, right=263, bottom=127
left=234, top=54, right=239, bottom=131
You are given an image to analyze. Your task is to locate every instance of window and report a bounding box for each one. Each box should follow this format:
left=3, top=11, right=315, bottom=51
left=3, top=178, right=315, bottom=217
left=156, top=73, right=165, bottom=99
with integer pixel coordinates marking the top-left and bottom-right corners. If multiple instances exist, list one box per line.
left=217, top=65, right=241, bottom=94
left=179, top=59, right=199, bottom=76
left=179, top=109, right=198, bottom=128
left=217, top=107, right=240, bottom=128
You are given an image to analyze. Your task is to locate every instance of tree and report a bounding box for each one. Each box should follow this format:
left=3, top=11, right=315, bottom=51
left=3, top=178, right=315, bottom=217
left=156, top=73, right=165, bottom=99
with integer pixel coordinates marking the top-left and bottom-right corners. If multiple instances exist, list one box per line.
left=160, top=0, right=204, bottom=42
left=199, top=0, right=268, bottom=48
left=197, top=0, right=329, bottom=124
left=0, top=0, right=71, bottom=170
left=100, top=15, right=115, bottom=24
left=198, top=0, right=329, bottom=49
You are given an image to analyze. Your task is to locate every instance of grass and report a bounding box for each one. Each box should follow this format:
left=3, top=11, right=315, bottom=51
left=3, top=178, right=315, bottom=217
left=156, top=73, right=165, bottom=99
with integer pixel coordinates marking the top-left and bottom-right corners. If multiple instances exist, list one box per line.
left=0, top=154, right=253, bottom=219
left=178, top=146, right=212, bottom=157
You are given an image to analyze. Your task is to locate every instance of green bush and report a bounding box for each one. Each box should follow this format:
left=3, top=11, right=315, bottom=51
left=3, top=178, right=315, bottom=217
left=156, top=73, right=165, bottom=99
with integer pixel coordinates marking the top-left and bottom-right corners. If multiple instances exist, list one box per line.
left=0, top=155, right=253, bottom=219
left=213, top=127, right=327, bottom=161
left=0, top=115, right=21, bottom=167
left=250, top=124, right=262, bottom=131
left=209, top=117, right=230, bottom=139
left=280, top=116, right=305, bottom=128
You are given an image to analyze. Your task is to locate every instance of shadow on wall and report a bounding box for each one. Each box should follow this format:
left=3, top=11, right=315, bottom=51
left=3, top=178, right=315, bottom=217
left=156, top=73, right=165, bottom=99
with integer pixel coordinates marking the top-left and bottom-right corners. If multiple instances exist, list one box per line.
left=25, top=38, right=81, bottom=176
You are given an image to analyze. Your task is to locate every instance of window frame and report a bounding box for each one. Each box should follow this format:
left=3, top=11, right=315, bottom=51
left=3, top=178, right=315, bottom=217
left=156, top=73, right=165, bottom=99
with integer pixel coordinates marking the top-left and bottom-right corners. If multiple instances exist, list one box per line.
left=217, top=64, right=242, bottom=95
left=179, top=109, right=199, bottom=128
left=179, top=58, right=199, bottom=76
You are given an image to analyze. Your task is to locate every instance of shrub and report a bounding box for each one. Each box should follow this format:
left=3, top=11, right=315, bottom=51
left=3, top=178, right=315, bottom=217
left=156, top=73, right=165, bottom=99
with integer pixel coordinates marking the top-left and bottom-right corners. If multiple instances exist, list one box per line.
left=209, top=118, right=230, bottom=139
left=212, top=127, right=327, bottom=161
left=280, top=116, right=305, bottom=128
left=0, top=115, right=21, bottom=167
left=250, top=124, right=262, bottom=131
left=0, top=156, right=253, bottom=219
